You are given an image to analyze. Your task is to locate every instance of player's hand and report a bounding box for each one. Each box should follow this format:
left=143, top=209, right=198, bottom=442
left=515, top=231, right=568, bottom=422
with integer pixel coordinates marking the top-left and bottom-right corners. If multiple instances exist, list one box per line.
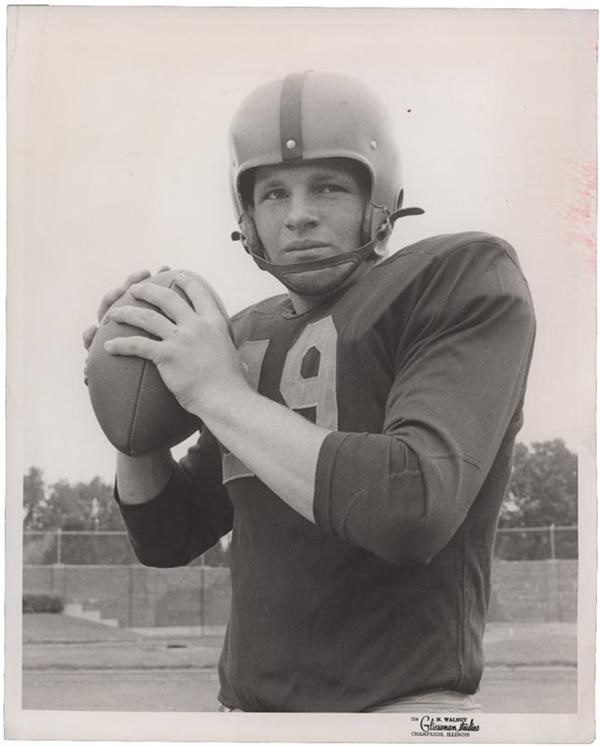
left=103, top=271, right=247, bottom=416
left=82, top=267, right=170, bottom=384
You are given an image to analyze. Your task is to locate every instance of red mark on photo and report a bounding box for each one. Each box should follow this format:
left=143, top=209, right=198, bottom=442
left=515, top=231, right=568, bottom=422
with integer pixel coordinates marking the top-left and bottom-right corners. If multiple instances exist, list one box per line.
left=555, top=160, right=596, bottom=276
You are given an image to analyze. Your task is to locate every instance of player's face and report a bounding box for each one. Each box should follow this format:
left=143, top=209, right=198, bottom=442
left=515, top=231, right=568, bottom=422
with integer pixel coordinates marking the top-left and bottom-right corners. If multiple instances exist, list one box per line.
left=250, top=159, right=368, bottom=303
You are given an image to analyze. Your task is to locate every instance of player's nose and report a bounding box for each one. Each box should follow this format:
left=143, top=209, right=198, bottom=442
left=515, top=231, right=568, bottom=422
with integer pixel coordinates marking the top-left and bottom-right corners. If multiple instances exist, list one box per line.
left=284, top=190, right=319, bottom=232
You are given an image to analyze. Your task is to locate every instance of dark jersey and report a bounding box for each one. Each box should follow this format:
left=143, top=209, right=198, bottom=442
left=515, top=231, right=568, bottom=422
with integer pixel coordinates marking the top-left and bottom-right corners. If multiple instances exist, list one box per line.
left=118, top=232, right=536, bottom=712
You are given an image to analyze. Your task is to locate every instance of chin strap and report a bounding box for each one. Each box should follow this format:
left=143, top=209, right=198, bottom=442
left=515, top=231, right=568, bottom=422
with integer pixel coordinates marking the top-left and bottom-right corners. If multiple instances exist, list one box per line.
left=231, top=206, right=425, bottom=288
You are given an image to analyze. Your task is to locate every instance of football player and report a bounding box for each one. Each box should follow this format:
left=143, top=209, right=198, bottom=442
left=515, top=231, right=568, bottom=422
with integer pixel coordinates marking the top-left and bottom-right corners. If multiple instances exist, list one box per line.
left=84, top=71, right=536, bottom=712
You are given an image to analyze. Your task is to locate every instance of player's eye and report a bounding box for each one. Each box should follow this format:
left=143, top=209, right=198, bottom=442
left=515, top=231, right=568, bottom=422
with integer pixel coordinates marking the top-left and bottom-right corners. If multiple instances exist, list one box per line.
left=258, top=187, right=288, bottom=202
left=315, top=182, right=347, bottom=195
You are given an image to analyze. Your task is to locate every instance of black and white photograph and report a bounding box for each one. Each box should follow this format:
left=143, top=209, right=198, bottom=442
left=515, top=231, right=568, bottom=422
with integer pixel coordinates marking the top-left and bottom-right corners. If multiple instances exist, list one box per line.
left=6, top=5, right=596, bottom=742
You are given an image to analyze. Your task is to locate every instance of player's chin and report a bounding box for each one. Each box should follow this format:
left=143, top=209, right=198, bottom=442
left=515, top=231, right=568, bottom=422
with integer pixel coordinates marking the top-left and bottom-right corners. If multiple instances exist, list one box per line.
left=282, top=267, right=346, bottom=296
left=284, top=263, right=361, bottom=297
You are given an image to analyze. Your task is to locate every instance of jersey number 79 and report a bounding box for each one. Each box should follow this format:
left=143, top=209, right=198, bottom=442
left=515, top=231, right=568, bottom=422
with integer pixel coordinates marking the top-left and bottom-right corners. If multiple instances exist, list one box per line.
left=222, top=315, right=338, bottom=483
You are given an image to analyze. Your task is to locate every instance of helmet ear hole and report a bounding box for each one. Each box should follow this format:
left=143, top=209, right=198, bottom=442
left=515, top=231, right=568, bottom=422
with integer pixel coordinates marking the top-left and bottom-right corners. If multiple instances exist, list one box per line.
left=361, top=204, right=374, bottom=244
left=376, top=220, right=391, bottom=242
left=239, top=171, right=257, bottom=209
left=239, top=213, right=267, bottom=259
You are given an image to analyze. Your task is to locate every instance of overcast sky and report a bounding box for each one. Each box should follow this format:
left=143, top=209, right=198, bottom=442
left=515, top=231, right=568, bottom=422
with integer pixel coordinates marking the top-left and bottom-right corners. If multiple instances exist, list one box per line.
left=8, top=6, right=596, bottom=485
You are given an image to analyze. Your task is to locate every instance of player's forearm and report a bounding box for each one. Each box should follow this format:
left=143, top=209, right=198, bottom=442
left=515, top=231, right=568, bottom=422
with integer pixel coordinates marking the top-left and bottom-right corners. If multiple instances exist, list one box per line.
left=116, top=449, right=175, bottom=504
left=116, top=449, right=233, bottom=568
left=198, top=386, right=329, bottom=523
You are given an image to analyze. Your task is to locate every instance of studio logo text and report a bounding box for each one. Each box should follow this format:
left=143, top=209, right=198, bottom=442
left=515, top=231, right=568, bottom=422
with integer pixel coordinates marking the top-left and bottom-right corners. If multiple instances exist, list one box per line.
left=410, top=715, right=480, bottom=737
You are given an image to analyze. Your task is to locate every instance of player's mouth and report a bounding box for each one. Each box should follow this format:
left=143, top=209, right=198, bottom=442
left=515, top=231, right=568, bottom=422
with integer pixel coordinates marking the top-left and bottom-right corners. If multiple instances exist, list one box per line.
left=284, top=240, right=330, bottom=252
left=283, top=240, right=332, bottom=260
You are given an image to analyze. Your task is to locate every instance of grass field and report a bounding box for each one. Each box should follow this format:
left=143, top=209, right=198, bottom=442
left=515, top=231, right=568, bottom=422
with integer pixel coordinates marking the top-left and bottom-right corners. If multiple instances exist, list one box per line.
left=22, top=614, right=577, bottom=713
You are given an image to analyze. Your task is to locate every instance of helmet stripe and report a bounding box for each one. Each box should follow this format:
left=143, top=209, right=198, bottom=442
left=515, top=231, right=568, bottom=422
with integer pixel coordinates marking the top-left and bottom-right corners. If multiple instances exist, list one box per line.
left=279, top=71, right=308, bottom=161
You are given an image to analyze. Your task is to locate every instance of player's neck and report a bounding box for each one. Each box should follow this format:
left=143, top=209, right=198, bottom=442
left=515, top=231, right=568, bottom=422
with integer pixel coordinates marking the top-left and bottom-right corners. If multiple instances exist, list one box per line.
left=288, top=261, right=378, bottom=315
left=289, top=291, right=324, bottom=315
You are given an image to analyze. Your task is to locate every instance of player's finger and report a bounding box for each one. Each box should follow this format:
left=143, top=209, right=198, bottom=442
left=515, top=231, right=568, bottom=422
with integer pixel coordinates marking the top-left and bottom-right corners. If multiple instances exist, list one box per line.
left=98, top=288, right=124, bottom=321
left=104, top=335, right=161, bottom=362
left=109, top=305, right=175, bottom=340
left=174, top=272, right=234, bottom=339
left=124, top=269, right=153, bottom=286
left=129, top=282, right=192, bottom=323
left=82, top=325, right=98, bottom=350
left=173, top=272, right=229, bottom=320
left=97, top=269, right=152, bottom=321
left=158, top=265, right=171, bottom=273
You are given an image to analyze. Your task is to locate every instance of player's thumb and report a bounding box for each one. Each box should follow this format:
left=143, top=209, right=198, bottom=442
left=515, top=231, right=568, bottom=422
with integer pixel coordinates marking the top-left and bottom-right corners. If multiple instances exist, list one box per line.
left=83, top=325, right=98, bottom=351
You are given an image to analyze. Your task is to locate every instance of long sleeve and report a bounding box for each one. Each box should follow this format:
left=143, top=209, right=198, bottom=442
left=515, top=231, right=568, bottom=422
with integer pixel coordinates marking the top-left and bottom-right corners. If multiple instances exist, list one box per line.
left=313, top=238, right=536, bottom=565
left=117, top=428, right=233, bottom=567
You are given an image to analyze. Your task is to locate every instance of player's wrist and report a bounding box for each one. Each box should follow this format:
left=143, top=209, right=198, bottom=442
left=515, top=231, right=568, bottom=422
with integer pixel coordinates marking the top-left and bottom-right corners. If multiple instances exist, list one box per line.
left=115, top=449, right=175, bottom=505
left=192, top=381, right=258, bottom=429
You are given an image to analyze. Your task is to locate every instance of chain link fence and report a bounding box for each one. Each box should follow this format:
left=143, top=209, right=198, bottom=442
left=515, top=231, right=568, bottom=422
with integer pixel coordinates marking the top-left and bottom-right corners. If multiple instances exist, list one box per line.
left=23, top=530, right=231, bottom=566
left=493, top=525, right=577, bottom=560
left=23, top=526, right=577, bottom=566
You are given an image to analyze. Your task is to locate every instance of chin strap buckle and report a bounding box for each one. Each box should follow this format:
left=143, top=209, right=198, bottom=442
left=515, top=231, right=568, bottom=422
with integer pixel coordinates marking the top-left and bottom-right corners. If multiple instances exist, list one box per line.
left=389, top=206, right=425, bottom=224
left=375, top=205, right=425, bottom=241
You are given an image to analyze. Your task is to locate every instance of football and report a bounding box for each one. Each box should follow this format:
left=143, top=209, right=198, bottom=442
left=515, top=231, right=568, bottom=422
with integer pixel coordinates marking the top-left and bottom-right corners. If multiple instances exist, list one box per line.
left=86, top=270, right=200, bottom=456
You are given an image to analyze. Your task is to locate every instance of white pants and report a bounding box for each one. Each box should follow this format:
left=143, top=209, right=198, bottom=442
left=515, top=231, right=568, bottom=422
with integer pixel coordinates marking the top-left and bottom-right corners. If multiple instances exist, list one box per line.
left=368, top=690, right=482, bottom=713
left=218, top=691, right=481, bottom=713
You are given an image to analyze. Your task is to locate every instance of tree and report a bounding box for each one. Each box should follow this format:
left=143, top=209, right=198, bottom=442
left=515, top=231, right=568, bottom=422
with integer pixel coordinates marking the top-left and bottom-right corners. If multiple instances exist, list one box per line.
left=496, top=439, right=577, bottom=560
left=23, top=473, right=125, bottom=531
left=44, top=477, right=125, bottom=531
left=90, top=477, right=126, bottom=530
left=23, top=471, right=131, bottom=564
left=23, top=467, right=46, bottom=529
left=501, top=439, right=577, bottom=528
left=42, top=479, right=93, bottom=530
